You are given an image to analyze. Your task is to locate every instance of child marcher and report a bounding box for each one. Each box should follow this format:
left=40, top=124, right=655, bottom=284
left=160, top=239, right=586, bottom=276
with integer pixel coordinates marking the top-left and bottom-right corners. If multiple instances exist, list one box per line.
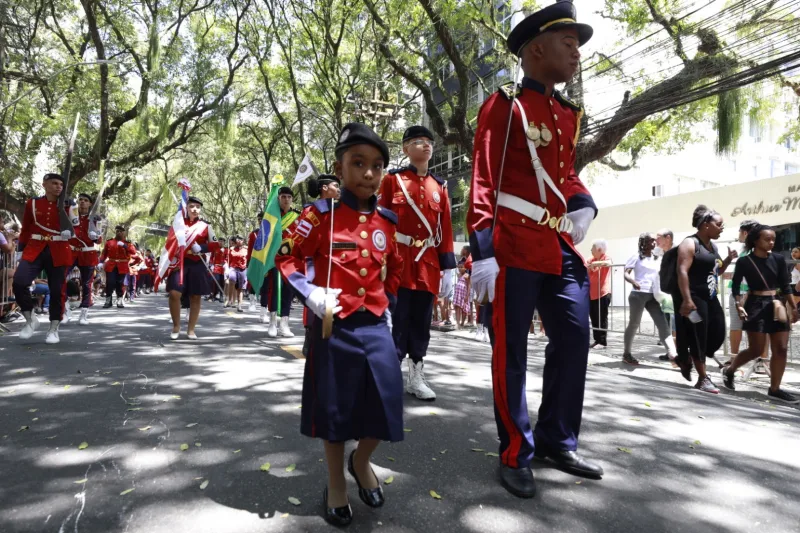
left=276, top=123, right=404, bottom=527
left=453, top=260, right=470, bottom=328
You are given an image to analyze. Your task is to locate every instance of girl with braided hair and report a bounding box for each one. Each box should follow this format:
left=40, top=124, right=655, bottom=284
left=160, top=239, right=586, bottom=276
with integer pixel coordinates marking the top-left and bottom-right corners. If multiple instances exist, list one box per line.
left=622, top=232, right=677, bottom=365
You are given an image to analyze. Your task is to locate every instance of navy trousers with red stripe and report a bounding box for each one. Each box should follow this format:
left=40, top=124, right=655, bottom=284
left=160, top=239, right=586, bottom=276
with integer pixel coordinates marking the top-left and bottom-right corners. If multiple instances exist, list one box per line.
left=12, top=246, right=67, bottom=322
left=490, top=239, right=590, bottom=468
left=72, top=261, right=95, bottom=308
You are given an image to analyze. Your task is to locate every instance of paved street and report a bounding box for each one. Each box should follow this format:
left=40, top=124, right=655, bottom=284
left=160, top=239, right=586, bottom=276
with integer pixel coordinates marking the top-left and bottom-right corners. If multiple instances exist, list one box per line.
left=2, top=293, right=800, bottom=533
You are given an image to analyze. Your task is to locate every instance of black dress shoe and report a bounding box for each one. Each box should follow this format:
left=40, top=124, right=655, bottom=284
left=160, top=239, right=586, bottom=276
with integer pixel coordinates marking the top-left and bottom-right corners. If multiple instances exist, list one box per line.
left=347, top=450, right=384, bottom=508
left=323, top=487, right=353, bottom=527
left=498, top=464, right=536, bottom=498
left=535, top=449, right=604, bottom=479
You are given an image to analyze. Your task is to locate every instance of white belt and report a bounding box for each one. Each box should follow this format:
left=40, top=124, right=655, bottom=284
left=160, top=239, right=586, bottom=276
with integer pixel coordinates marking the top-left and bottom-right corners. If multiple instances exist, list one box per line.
left=31, top=234, right=69, bottom=242
left=496, top=192, right=573, bottom=233
left=396, top=232, right=434, bottom=249
left=72, top=245, right=97, bottom=252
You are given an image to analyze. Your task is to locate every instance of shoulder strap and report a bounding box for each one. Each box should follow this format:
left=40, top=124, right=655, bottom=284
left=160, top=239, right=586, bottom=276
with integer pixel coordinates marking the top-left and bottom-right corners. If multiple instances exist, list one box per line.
left=747, top=255, right=770, bottom=289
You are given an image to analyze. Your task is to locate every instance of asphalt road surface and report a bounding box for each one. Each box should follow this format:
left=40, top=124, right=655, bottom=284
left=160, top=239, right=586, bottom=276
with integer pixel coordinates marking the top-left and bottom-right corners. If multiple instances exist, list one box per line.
left=2, top=293, right=799, bottom=533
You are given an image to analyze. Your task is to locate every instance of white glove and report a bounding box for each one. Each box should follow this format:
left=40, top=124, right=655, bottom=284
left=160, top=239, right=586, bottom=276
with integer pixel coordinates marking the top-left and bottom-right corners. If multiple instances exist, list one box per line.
left=88, top=231, right=99, bottom=240
left=565, top=207, right=595, bottom=245
left=384, top=308, right=393, bottom=330
left=97, top=262, right=104, bottom=270
left=307, top=287, right=343, bottom=319
left=191, top=243, right=201, bottom=253
left=471, top=257, right=500, bottom=303
left=60, top=230, right=72, bottom=239
left=117, top=240, right=126, bottom=247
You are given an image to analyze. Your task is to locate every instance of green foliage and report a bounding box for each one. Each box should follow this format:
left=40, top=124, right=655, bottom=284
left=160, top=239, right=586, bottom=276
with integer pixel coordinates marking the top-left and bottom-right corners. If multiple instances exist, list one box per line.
left=715, top=89, right=743, bottom=155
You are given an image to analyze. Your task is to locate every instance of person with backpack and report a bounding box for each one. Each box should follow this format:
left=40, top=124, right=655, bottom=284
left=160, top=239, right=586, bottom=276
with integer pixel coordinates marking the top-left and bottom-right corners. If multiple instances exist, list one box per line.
left=671, top=205, right=737, bottom=393
left=721, top=225, right=799, bottom=404
left=622, top=233, right=677, bottom=365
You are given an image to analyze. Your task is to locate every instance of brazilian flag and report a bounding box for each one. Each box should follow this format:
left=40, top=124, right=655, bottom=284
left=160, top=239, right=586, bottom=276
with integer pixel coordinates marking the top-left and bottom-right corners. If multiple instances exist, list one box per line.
left=247, top=186, right=283, bottom=294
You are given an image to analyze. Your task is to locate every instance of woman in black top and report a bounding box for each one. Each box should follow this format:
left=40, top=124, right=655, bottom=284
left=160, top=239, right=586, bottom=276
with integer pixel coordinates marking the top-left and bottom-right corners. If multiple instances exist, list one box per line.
left=722, top=225, right=799, bottom=404
left=674, top=205, right=736, bottom=394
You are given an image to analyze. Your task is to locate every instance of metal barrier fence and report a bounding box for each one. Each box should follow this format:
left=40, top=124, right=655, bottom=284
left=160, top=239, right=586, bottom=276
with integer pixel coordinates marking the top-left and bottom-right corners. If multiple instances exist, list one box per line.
left=569, top=256, right=800, bottom=363
left=1, top=250, right=20, bottom=333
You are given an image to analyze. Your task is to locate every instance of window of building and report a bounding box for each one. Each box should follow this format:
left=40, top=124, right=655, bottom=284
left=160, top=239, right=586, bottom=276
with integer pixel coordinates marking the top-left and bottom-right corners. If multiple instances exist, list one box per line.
left=438, top=61, right=453, bottom=81
left=753, top=165, right=759, bottom=178
left=787, top=163, right=800, bottom=175
left=497, top=2, right=513, bottom=34
left=652, top=185, right=663, bottom=197
left=468, top=82, right=481, bottom=109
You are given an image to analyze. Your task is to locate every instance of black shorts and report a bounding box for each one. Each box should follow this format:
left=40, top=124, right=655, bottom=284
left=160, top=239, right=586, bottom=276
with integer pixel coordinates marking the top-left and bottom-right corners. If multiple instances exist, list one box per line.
left=742, top=295, right=791, bottom=334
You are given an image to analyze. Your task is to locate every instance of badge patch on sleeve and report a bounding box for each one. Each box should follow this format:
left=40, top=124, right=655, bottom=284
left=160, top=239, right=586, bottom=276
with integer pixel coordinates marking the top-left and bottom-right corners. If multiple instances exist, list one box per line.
left=373, top=230, right=387, bottom=251
left=305, top=211, right=321, bottom=227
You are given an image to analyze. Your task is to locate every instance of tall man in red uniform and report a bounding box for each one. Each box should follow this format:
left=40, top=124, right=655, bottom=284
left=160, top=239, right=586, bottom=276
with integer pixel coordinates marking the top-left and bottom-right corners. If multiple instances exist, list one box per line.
left=378, top=126, right=456, bottom=401
left=99, top=226, right=137, bottom=309
left=69, top=193, right=102, bottom=325
left=467, top=2, right=602, bottom=498
left=13, top=173, right=74, bottom=344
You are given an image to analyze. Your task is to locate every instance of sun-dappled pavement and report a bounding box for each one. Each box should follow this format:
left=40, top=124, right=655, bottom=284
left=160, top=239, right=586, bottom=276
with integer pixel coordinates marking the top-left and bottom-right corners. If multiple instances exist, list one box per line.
left=2, top=293, right=800, bottom=533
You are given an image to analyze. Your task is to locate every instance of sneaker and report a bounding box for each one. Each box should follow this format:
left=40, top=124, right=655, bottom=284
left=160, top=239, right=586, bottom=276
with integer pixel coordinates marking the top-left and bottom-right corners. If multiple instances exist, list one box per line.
left=658, top=354, right=671, bottom=361
left=767, top=388, right=799, bottom=404
left=674, top=356, right=693, bottom=381
left=720, top=367, right=735, bottom=390
left=278, top=316, right=293, bottom=337
left=103, top=297, right=113, bottom=309
left=694, top=376, right=719, bottom=394
left=444, top=320, right=453, bottom=327
left=248, top=301, right=257, bottom=312
left=622, top=353, right=639, bottom=366
left=78, top=308, right=89, bottom=325
left=19, top=313, right=40, bottom=340
left=117, top=300, right=125, bottom=309
left=406, top=360, right=436, bottom=401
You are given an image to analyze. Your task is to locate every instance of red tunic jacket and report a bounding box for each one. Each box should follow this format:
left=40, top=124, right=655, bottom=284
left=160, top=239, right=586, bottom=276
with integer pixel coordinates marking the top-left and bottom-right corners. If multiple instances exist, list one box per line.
left=378, top=166, right=456, bottom=294
left=277, top=190, right=403, bottom=319
left=100, top=239, right=137, bottom=273
left=18, top=197, right=73, bottom=267
left=69, top=213, right=101, bottom=267
left=467, top=78, right=597, bottom=275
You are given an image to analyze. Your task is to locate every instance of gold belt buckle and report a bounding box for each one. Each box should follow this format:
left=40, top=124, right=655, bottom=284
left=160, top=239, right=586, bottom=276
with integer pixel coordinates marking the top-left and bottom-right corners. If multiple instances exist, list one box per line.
left=414, top=240, right=424, bottom=248
left=537, top=208, right=552, bottom=226
left=43, top=235, right=52, bottom=241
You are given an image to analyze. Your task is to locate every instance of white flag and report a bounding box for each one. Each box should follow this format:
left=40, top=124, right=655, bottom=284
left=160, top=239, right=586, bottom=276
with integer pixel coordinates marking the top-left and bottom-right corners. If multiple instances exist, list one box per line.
left=292, top=153, right=316, bottom=186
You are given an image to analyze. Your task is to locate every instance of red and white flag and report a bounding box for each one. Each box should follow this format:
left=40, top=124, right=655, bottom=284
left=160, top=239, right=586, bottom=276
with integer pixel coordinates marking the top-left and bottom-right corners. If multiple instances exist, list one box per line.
left=153, top=180, right=191, bottom=290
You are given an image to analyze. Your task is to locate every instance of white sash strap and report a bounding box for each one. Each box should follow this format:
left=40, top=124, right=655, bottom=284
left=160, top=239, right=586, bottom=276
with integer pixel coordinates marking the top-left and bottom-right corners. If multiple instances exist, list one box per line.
left=512, top=99, right=567, bottom=209
left=395, top=175, right=434, bottom=262
left=31, top=199, right=60, bottom=235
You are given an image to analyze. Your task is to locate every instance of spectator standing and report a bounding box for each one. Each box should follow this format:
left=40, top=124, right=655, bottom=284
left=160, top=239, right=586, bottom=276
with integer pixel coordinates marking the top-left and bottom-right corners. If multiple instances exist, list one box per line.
left=622, top=233, right=677, bottom=365
left=722, top=225, right=799, bottom=403
left=673, top=205, right=736, bottom=393
left=587, top=239, right=612, bottom=349
left=655, top=229, right=677, bottom=363
left=725, top=220, right=760, bottom=363
left=790, top=247, right=800, bottom=312
left=453, top=260, right=470, bottom=328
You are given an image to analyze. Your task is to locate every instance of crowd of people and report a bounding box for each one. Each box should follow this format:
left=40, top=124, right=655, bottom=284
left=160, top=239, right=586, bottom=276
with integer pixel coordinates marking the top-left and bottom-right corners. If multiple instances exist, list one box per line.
left=5, top=2, right=798, bottom=528
left=586, top=208, right=799, bottom=404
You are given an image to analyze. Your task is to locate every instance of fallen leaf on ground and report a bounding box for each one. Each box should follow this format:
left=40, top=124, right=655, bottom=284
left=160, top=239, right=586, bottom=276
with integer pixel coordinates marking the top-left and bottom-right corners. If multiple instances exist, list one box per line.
left=403, top=428, right=412, bottom=432
left=617, top=447, right=632, bottom=453
left=260, top=463, right=271, bottom=472
left=120, top=488, right=135, bottom=496
left=63, top=385, right=71, bottom=390
left=172, top=395, right=181, bottom=399
left=644, top=402, right=651, bottom=407
left=103, top=371, right=112, bottom=375
left=233, top=449, right=241, bottom=454
left=180, top=443, right=189, bottom=451
left=127, top=408, right=141, bottom=412
left=387, top=457, right=396, bottom=462
left=281, top=513, right=289, bottom=518
left=199, top=480, right=209, bottom=490
left=471, top=448, right=485, bottom=452
left=288, top=497, right=301, bottom=506
left=111, top=382, right=121, bottom=386
left=468, top=438, right=478, bottom=443
left=86, top=384, right=98, bottom=388
left=28, top=409, right=38, bottom=413
left=384, top=476, right=394, bottom=484
left=630, top=418, right=640, bottom=421
left=693, top=440, right=701, bottom=445
left=74, top=478, right=88, bottom=484
left=430, top=490, right=442, bottom=500
left=440, top=449, right=447, bottom=455
left=429, top=412, right=437, bottom=415
left=45, top=381, right=51, bottom=385
left=485, top=452, right=499, bottom=457
left=138, top=426, right=152, bottom=431
left=285, top=464, right=296, bottom=472
left=698, top=415, right=705, bottom=419
left=6, top=389, right=15, bottom=394
left=45, top=435, right=57, bottom=440
left=186, top=423, right=198, bottom=428
left=576, top=481, right=582, bottom=485
left=195, top=442, right=202, bottom=447
left=31, top=417, right=39, bottom=421
left=273, top=435, right=284, bottom=439
left=78, top=442, right=89, bottom=450
left=18, top=426, right=29, bottom=432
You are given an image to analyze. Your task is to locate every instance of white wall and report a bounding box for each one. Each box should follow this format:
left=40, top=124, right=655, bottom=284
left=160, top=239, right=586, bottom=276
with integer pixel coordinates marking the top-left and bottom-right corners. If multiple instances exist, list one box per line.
left=583, top=172, right=800, bottom=306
